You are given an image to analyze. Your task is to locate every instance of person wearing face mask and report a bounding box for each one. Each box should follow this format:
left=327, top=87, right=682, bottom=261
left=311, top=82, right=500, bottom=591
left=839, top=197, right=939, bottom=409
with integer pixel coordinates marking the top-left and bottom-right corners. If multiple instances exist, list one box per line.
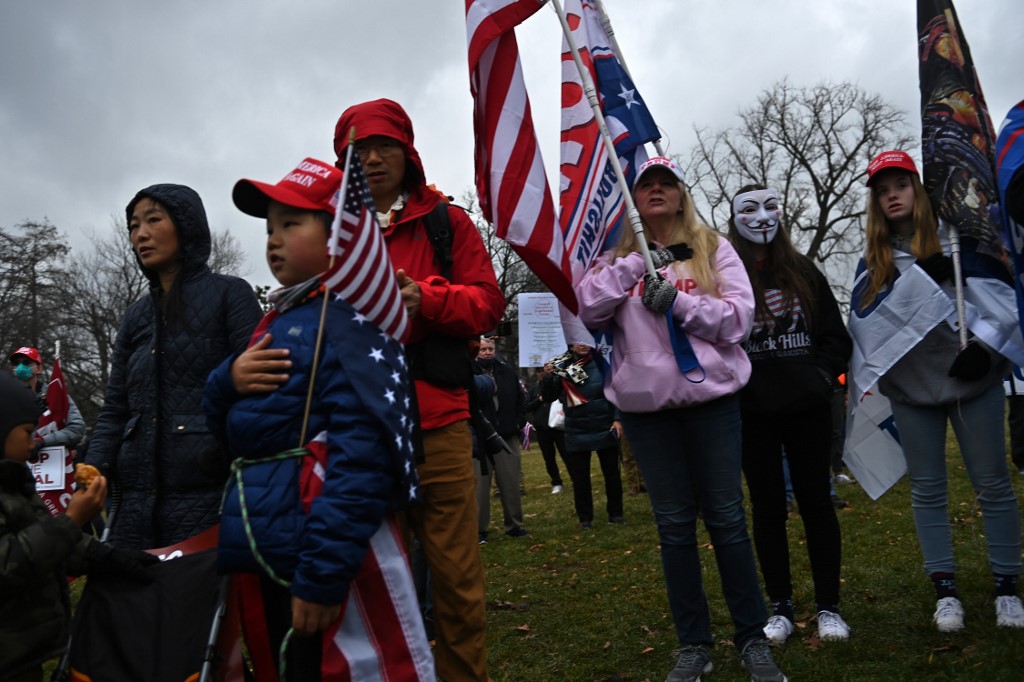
left=474, top=336, right=529, bottom=540
left=542, top=342, right=624, bottom=530
left=726, top=185, right=852, bottom=645
left=8, top=347, right=85, bottom=456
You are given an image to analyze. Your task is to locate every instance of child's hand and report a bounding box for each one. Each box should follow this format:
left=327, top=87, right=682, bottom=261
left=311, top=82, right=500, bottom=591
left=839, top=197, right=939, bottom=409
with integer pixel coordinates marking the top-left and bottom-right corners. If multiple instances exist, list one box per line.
left=66, top=475, right=107, bottom=526
left=231, top=333, right=291, bottom=395
left=291, top=596, right=341, bottom=636
left=396, top=269, right=421, bottom=319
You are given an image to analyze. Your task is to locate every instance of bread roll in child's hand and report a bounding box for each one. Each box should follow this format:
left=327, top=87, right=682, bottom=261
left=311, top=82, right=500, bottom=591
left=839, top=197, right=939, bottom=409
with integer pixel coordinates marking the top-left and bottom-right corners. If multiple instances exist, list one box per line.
left=75, top=463, right=101, bottom=489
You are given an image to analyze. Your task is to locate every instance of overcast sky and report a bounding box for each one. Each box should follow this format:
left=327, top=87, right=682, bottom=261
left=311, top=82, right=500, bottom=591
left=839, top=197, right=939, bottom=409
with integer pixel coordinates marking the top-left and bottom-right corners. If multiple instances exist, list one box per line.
left=1, top=1, right=1020, bottom=290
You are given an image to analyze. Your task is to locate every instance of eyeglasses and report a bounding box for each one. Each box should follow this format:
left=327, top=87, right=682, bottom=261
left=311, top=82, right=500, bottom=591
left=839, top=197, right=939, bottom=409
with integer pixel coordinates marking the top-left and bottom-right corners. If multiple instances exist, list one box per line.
left=353, top=139, right=402, bottom=161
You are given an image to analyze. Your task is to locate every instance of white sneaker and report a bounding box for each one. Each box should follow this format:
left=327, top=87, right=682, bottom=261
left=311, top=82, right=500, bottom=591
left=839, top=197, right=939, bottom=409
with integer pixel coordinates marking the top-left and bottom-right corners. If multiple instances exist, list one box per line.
left=934, top=596, right=965, bottom=632
left=832, top=473, right=855, bottom=485
left=817, top=610, right=850, bottom=641
left=763, top=614, right=794, bottom=645
left=995, top=595, right=1024, bottom=628
left=551, top=485, right=563, bottom=494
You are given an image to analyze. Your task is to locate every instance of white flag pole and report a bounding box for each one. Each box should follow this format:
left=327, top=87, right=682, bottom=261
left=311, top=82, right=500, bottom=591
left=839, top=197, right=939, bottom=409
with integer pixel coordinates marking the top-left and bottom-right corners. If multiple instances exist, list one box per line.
left=946, top=222, right=970, bottom=347
left=593, top=0, right=665, bottom=157
left=550, top=0, right=657, bottom=278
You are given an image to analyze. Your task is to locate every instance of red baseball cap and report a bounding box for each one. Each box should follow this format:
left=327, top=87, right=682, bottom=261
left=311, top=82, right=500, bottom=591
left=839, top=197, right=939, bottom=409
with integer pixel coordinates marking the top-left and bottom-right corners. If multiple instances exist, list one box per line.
left=633, top=156, right=686, bottom=191
left=9, top=347, right=42, bottom=364
left=866, top=151, right=919, bottom=186
left=233, top=157, right=343, bottom=218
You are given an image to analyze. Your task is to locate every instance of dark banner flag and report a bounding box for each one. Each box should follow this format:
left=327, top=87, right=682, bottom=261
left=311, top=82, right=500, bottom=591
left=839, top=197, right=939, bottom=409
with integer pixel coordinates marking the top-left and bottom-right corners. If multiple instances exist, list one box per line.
left=996, top=100, right=1024, bottom=337
left=917, top=0, right=1009, bottom=280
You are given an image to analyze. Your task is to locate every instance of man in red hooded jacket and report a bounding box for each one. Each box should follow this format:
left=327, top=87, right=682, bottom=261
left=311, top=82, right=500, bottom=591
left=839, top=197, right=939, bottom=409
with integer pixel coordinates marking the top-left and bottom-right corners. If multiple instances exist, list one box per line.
left=335, top=99, right=505, bottom=681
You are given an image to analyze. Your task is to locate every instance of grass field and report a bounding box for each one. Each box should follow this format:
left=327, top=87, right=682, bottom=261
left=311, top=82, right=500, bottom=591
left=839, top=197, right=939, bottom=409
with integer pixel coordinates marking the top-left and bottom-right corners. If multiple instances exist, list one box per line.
left=479, top=439, right=1024, bottom=681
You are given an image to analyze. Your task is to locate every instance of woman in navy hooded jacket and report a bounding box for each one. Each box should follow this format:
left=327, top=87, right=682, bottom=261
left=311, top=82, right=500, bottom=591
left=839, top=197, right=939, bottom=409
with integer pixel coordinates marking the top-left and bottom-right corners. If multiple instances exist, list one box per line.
left=86, top=184, right=261, bottom=550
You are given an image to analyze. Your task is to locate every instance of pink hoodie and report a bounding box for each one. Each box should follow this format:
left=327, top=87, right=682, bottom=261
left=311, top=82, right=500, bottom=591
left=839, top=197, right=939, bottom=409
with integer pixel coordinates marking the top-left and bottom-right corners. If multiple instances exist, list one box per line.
left=577, top=236, right=754, bottom=413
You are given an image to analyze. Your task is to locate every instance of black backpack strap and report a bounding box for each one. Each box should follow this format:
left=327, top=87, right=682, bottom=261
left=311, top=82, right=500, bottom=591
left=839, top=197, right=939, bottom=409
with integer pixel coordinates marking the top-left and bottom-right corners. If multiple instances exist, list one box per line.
left=422, top=201, right=455, bottom=280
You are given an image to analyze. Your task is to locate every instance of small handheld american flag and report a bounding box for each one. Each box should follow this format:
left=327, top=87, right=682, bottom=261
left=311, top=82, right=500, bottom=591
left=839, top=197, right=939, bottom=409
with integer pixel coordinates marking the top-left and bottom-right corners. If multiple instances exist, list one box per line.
left=322, top=137, right=410, bottom=343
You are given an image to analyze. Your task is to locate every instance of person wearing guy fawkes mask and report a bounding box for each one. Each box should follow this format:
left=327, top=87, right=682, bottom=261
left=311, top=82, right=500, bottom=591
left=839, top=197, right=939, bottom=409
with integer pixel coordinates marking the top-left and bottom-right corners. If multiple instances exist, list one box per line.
left=726, top=185, right=853, bottom=646
left=8, top=347, right=85, bottom=457
left=543, top=343, right=624, bottom=530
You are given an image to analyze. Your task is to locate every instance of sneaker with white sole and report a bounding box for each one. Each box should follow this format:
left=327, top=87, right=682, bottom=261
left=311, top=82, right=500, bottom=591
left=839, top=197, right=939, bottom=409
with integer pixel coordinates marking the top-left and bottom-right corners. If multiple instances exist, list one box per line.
left=665, top=644, right=713, bottom=682
left=832, top=473, right=855, bottom=485
left=762, top=615, right=794, bottom=645
left=816, top=610, right=850, bottom=641
left=551, top=485, right=563, bottom=494
left=739, top=639, right=787, bottom=682
left=995, top=595, right=1024, bottom=628
left=934, top=596, right=965, bottom=632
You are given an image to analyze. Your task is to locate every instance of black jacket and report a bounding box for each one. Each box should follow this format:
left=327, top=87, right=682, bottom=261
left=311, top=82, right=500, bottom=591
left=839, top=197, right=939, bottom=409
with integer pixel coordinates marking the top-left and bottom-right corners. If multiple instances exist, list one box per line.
left=86, top=184, right=261, bottom=550
left=544, top=354, right=619, bottom=453
left=739, top=257, right=852, bottom=416
left=477, top=359, right=526, bottom=438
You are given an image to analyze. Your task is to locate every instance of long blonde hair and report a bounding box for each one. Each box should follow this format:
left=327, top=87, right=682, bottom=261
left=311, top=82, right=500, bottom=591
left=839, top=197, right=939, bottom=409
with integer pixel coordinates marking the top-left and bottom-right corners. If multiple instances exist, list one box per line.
left=613, top=180, right=721, bottom=296
left=859, top=172, right=941, bottom=310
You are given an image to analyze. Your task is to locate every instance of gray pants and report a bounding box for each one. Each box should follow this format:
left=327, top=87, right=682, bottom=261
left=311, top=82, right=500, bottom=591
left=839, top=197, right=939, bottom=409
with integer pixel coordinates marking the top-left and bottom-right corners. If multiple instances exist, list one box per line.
left=476, top=438, right=524, bottom=535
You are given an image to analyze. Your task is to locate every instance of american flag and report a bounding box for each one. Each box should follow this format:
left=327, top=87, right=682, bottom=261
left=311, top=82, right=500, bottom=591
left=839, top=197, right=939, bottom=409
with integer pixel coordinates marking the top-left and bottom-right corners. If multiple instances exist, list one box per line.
left=322, top=150, right=410, bottom=343
left=466, top=0, right=579, bottom=314
left=37, top=355, right=74, bottom=517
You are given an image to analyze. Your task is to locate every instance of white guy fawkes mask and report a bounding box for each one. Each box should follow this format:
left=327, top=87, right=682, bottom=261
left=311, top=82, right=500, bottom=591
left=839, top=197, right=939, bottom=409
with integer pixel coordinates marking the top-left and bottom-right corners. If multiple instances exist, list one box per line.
left=732, top=188, right=782, bottom=244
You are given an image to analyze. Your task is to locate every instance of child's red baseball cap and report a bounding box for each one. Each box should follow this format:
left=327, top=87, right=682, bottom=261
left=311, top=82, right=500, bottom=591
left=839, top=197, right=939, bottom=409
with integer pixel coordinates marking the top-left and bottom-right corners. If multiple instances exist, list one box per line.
left=233, top=157, right=342, bottom=218
left=866, top=151, right=919, bottom=186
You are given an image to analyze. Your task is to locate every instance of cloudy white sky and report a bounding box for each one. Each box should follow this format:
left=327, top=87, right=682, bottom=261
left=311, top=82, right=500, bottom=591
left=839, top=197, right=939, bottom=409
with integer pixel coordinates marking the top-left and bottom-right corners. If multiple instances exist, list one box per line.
left=1, top=1, right=1020, bottom=290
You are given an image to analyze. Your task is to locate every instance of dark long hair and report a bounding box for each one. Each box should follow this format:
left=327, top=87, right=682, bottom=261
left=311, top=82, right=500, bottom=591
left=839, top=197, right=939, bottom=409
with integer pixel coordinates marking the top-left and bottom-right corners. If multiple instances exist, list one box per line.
left=727, top=184, right=817, bottom=330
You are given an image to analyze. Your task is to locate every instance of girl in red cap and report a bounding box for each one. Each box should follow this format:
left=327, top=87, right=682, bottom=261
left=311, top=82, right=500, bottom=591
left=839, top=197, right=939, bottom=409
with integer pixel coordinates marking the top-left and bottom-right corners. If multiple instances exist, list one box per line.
left=850, top=150, right=1023, bottom=632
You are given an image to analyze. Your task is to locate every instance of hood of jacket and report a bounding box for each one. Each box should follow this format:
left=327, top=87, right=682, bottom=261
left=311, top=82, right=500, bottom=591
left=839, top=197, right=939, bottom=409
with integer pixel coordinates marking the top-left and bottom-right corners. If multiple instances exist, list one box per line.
left=125, top=184, right=212, bottom=287
left=333, top=98, right=425, bottom=190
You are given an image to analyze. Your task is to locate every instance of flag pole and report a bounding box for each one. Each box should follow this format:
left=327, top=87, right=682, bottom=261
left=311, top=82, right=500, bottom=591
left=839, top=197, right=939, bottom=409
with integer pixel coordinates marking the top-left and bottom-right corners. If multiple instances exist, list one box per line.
left=298, top=128, right=356, bottom=445
left=592, top=0, right=665, bottom=157
left=946, top=222, right=970, bottom=347
left=550, top=0, right=657, bottom=278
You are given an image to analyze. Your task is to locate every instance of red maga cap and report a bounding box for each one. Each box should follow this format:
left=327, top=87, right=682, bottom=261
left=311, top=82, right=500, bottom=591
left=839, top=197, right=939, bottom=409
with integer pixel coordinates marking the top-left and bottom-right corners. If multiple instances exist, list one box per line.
left=233, top=157, right=343, bottom=218
left=9, top=346, right=42, bottom=364
left=866, top=151, right=919, bottom=186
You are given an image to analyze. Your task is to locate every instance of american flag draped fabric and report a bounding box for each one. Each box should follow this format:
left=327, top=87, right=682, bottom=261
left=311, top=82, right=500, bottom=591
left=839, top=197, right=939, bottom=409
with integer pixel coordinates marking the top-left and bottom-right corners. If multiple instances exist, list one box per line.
left=322, top=149, right=410, bottom=343
left=466, top=0, right=579, bottom=314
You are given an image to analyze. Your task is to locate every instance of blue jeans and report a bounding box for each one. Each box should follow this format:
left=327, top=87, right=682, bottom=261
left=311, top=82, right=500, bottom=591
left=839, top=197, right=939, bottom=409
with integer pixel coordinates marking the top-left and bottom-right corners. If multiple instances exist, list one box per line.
left=622, top=395, right=767, bottom=649
left=890, top=382, right=1022, bottom=576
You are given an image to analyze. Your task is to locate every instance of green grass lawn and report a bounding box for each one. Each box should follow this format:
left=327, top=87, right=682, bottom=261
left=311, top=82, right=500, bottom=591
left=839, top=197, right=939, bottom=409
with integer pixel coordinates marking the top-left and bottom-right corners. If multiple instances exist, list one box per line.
left=480, top=440, right=1024, bottom=681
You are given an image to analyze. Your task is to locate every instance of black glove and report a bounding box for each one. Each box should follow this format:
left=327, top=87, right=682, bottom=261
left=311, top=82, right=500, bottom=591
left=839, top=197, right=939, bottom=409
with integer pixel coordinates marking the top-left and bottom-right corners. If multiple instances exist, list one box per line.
left=641, top=273, right=677, bottom=314
left=916, top=253, right=954, bottom=284
left=948, top=340, right=991, bottom=381
left=86, top=541, right=160, bottom=583
left=647, top=242, right=694, bottom=268
left=648, top=243, right=675, bottom=269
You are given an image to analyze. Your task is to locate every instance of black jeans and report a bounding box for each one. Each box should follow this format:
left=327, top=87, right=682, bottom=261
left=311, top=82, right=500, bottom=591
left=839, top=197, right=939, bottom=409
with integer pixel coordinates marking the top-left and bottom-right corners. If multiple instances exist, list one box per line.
left=741, top=402, right=842, bottom=610
left=534, top=427, right=566, bottom=486
left=564, top=444, right=624, bottom=523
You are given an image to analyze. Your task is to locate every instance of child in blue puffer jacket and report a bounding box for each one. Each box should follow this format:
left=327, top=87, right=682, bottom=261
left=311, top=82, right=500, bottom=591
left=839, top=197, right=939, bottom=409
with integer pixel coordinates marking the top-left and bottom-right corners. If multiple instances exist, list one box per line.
left=203, top=157, right=434, bottom=681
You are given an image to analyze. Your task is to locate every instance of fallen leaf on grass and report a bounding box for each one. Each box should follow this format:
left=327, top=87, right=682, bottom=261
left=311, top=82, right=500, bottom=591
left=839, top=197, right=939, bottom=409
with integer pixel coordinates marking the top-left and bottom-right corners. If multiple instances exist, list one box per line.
left=514, top=624, right=530, bottom=632
left=603, top=641, right=611, bottom=649
left=640, top=646, right=655, bottom=654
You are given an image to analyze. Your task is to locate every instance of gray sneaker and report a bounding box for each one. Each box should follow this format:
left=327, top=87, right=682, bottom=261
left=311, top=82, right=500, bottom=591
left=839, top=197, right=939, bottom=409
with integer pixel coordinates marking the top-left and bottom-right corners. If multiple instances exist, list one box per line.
left=665, top=645, right=713, bottom=682
left=739, top=639, right=787, bottom=682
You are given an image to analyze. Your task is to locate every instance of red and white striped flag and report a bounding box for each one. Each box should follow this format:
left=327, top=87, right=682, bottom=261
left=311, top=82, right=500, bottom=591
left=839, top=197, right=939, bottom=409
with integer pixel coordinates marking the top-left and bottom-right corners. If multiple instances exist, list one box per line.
left=466, top=0, right=579, bottom=314
left=322, top=151, right=410, bottom=343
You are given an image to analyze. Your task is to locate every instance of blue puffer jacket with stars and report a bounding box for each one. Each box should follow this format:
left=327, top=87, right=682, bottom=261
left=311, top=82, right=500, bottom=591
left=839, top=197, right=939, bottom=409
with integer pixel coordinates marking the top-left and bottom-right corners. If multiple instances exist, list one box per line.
left=204, top=282, right=419, bottom=606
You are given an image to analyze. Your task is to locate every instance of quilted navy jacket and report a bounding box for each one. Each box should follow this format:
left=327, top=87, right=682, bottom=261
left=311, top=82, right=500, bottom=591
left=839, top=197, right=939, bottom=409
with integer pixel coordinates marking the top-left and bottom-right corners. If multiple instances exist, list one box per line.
left=204, top=284, right=419, bottom=605
left=86, top=184, right=261, bottom=550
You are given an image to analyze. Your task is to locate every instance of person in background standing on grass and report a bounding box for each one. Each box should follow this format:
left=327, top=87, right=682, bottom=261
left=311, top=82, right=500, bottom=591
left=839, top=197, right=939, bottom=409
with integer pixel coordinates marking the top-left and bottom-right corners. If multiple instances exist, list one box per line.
left=543, top=343, right=624, bottom=530
left=727, top=184, right=852, bottom=645
left=525, top=366, right=567, bottom=495
left=850, top=150, right=1023, bottom=632
left=8, top=347, right=85, bottom=455
left=577, top=156, right=786, bottom=682
left=475, top=337, right=529, bottom=540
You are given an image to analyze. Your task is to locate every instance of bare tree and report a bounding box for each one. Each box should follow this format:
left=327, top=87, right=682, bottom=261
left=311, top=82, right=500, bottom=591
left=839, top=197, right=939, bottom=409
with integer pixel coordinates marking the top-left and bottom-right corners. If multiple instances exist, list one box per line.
left=209, top=229, right=248, bottom=277
left=684, top=80, right=914, bottom=296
